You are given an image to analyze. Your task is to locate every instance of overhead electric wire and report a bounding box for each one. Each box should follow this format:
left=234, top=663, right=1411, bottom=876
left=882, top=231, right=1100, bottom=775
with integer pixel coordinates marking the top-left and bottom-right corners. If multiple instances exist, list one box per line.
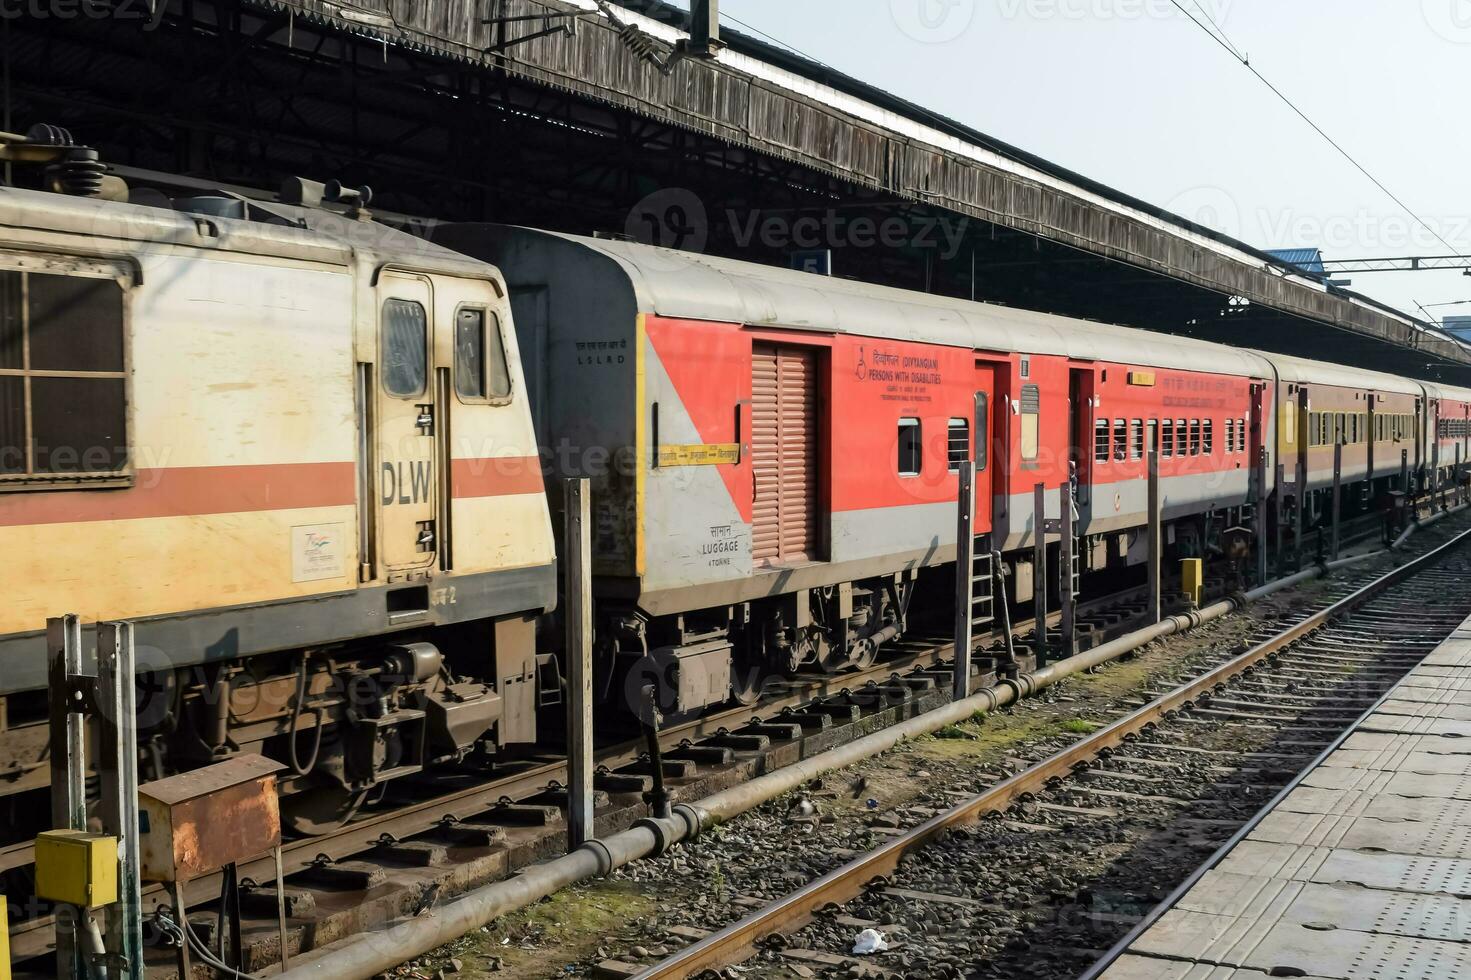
left=1168, top=0, right=1459, bottom=256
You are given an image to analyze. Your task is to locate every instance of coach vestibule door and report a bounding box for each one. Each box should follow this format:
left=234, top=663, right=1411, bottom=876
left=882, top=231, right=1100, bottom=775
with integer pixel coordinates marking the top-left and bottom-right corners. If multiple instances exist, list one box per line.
left=376, top=272, right=440, bottom=576
left=972, top=363, right=997, bottom=533
left=1068, top=367, right=1096, bottom=511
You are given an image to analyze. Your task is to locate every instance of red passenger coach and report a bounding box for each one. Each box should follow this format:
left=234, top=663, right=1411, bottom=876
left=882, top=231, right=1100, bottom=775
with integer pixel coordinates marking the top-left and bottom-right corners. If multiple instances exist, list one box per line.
left=434, top=224, right=1390, bottom=720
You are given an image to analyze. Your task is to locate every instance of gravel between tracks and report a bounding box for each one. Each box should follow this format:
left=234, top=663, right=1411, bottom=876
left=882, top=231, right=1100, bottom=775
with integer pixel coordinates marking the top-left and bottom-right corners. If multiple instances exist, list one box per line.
left=389, top=529, right=1459, bottom=980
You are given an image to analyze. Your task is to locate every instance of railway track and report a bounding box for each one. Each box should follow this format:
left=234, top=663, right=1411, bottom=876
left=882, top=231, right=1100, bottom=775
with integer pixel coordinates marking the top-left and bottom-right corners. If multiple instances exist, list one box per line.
left=0, top=509, right=1447, bottom=975
left=1, top=577, right=1201, bottom=972
left=622, top=520, right=1471, bottom=980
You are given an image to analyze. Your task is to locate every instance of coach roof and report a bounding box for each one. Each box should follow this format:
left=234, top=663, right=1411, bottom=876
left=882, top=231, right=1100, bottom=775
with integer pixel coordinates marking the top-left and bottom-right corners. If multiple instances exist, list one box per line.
left=464, top=224, right=1275, bottom=380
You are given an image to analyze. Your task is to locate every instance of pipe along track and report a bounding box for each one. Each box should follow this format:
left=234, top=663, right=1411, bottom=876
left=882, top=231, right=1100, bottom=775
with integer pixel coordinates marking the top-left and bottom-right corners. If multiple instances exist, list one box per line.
left=621, top=522, right=1471, bottom=980
left=264, top=513, right=1471, bottom=980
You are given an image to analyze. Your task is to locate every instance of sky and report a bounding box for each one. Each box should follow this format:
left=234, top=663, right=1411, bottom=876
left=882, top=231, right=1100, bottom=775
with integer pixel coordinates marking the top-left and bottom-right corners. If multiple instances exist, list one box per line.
left=664, top=0, right=1471, bottom=324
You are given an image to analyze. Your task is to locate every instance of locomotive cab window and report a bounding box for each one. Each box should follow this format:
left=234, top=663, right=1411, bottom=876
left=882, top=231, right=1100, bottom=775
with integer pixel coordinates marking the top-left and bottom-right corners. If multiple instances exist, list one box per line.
left=897, top=418, right=922, bottom=476
left=0, top=268, right=129, bottom=486
left=382, top=298, right=428, bottom=397
left=454, top=307, right=512, bottom=403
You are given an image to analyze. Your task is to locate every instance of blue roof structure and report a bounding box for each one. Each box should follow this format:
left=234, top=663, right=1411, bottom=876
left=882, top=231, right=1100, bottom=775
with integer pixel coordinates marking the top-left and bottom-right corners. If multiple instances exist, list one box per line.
left=1267, top=248, right=1327, bottom=277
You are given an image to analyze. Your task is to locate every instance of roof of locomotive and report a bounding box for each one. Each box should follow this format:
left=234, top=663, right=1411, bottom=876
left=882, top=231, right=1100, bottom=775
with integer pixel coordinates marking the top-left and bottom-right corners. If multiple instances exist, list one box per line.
left=445, top=223, right=1276, bottom=380
left=0, top=184, right=492, bottom=279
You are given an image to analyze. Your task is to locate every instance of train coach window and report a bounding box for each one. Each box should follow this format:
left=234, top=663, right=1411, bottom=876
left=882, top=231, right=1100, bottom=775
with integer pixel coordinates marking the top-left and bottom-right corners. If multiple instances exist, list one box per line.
left=1189, top=419, right=1201, bottom=456
left=382, top=298, right=428, bottom=397
left=1176, top=419, right=1188, bottom=458
left=0, top=269, right=129, bottom=482
left=898, top=418, right=922, bottom=476
left=1203, top=419, right=1214, bottom=454
left=1238, top=418, right=1247, bottom=453
left=1113, top=419, right=1127, bottom=462
left=1147, top=419, right=1158, bottom=456
left=1130, top=419, right=1144, bottom=460
left=1020, top=384, right=1040, bottom=463
left=454, top=308, right=513, bottom=403
left=974, top=392, right=988, bottom=471
left=1094, top=419, right=1110, bottom=463
left=947, top=418, right=969, bottom=472
left=1161, top=419, right=1174, bottom=458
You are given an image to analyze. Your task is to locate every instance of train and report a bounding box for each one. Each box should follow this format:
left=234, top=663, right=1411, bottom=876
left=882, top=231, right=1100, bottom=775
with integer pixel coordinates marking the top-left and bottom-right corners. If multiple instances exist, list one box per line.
left=1, top=151, right=1468, bottom=841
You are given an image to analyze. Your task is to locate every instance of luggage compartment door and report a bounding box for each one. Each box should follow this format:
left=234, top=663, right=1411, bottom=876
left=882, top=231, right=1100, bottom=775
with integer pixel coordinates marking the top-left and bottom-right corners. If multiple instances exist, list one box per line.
left=751, top=342, right=821, bottom=566
left=375, top=273, right=440, bottom=574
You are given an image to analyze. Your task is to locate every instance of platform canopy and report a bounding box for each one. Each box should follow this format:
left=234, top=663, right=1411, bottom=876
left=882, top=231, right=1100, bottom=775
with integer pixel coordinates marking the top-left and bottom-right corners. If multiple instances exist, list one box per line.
left=7, top=0, right=1469, bottom=382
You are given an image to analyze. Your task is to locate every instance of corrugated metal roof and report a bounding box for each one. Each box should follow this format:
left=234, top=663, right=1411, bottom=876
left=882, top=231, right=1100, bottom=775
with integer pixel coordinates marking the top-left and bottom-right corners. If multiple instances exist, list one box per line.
left=235, top=0, right=1471, bottom=372
left=1266, top=248, right=1327, bottom=277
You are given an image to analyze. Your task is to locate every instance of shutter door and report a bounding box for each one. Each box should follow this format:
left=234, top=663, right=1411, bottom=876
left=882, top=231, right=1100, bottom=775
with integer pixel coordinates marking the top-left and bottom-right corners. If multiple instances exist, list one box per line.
left=751, top=343, right=819, bottom=565
left=751, top=346, right=781, bottom=563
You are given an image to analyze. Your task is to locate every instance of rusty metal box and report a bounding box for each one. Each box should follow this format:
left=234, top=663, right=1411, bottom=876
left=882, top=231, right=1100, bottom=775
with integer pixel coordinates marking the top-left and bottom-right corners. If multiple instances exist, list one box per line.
left=137, top=755, right=284, bottom=883
left=34, top=829, right=118, bottom=909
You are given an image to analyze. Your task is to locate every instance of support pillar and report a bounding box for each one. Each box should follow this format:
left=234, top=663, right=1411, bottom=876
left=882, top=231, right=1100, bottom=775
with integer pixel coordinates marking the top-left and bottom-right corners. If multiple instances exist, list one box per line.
left=95, top=622, right=143, bottom=980
left=1147, top=447, right=1161, bottom=624
left=1032, top=482, right=1047, bottom=665
left=563, top=479, right=595, bottom=850
left=1274, top=462, right=1285, bottom=579
left=1331, top=442, right=1343, bottom=561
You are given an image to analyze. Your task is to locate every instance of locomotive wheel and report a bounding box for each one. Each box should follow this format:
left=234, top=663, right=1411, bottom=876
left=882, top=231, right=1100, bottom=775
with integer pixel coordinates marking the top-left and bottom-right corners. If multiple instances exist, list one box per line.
left=729, top=662, right=765, bottom=706
left=280, top=781, right=369, bottom=837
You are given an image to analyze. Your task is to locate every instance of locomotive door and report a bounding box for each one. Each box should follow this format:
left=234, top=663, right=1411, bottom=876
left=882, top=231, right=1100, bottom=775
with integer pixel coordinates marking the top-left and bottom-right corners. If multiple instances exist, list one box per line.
left=375, top=272, right=440, bottom=575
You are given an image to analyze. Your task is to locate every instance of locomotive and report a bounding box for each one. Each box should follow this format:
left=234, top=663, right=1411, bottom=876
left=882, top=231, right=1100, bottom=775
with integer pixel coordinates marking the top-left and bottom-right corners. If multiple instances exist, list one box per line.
left=0, top=171, right=556, bottom=836
left=1, top=141, right=1469, bottom=841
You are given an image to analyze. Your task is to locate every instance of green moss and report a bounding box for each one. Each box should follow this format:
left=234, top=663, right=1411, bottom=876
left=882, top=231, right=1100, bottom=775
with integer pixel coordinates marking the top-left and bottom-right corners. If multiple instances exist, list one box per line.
left=1061, top=718, right=1096, bottom=734
left=447, top=879, right=657, bottom=979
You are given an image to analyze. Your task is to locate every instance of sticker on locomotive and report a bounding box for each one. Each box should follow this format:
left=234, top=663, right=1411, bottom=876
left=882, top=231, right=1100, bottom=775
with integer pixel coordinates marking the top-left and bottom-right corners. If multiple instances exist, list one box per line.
left=291, top=523, right=347, bottom=583
left=657, top=443, right=741, bottom=467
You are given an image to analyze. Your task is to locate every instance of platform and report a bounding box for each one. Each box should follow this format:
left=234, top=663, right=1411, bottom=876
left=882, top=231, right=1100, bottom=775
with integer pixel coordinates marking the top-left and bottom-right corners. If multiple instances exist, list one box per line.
left=1097, top=612, right=1471, bottom=980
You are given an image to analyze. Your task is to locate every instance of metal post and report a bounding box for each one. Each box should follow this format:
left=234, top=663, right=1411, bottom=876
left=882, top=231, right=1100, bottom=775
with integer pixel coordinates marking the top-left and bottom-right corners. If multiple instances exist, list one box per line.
left=563, top=478, right=595, bottom=850
left=273, top=846, right=291, bottom=971
left=0, top=896, right=10, bottom=980
left=1032, top=482, right=1047, bottom=666
left=1332, top=442, right=1343, bottom=561
left=1296, top=390, right=1309, bottom=572
left=1147, top=448, right=1161, bottom=624
left=689, top=0, right=719, bottom=53
left=1447, top=441, right=1459, bottom=503
left=1254, top=445, right=1268, bottom=587
left=95, top=622, right=143, bottom=980
left=1401, top=447, right=1410, bottom=496
left=1435, top=441, right=1445, bottom=510
left=953, top=461, right=975, bottom=700
left=1274, top=462, right=1285, bottom=579
left=1059, top=486, right=1076, bottom=659
left=47, top=615, right=86, bottom=980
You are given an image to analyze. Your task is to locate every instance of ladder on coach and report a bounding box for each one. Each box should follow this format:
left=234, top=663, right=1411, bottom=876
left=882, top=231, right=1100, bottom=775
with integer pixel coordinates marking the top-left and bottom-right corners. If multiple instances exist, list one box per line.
left=969, top=546, right=995, bottom=634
